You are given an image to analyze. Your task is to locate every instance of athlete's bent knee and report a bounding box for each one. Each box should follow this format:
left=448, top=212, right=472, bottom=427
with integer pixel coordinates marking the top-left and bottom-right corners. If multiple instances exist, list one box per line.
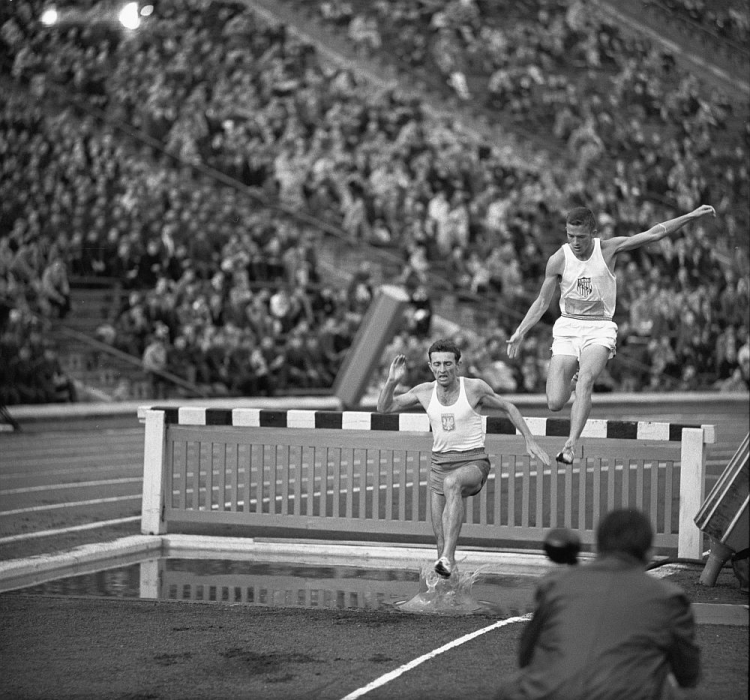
left=442, top=474, right=463, bottom=496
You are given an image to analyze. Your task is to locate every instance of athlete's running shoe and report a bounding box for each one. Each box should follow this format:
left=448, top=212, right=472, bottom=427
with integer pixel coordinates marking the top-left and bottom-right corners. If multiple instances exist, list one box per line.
left=434, top=556, right=453, bottom=578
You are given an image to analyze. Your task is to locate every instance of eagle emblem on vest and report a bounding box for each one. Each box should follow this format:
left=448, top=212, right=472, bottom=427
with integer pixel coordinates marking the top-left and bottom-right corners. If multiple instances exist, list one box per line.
left=441, top=414, right=455, bottom=431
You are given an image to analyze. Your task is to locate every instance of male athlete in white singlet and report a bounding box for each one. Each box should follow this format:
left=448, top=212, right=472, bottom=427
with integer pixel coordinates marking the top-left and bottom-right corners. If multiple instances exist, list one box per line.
left=378, top=339, right=550, bottom=578
left=507, top=204, right=716, bottom=465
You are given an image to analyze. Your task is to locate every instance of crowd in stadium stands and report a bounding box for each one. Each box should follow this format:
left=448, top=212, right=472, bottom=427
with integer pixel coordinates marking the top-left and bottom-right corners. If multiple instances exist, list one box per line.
left=0, top=311, right=78, bottom=405
left=1, top=0, right=748, bottom=405
left=0, top=91, right=369, bottom=402
left=306, top=0, right=750, bottom=391
left=310, top=1, right=748, bottom=226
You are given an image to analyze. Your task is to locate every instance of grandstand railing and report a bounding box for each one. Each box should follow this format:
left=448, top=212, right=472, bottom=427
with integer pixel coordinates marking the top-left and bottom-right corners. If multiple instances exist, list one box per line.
left=609, top=0, right=750, bottom=89
left=641, top=0, right=750, bottom=69
left=56, top=324, right=211, bottom=399
left=140, top=408, right=715, bottom=559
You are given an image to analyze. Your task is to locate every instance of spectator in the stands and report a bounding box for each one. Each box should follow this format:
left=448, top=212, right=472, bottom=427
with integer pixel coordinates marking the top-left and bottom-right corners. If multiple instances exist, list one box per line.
left=38, top=345, right=77, bottom=402
left=39, top=256, right=70, bottom=318
left=406, top=284, right=433, bottom=339
left=142, top=324, right=169, bottom=399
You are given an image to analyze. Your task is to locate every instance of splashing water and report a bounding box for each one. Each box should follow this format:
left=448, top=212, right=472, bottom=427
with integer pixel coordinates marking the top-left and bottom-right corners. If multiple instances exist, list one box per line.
left=395, top=561, right=497, bottom=615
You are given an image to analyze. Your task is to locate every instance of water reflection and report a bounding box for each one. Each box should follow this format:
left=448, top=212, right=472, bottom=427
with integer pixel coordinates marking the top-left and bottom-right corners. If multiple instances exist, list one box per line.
left=7, top=558, right=537, bottom=616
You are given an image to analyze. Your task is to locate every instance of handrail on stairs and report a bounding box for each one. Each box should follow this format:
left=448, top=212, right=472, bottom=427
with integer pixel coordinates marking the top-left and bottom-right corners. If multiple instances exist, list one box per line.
left=54, top=324, right=212, bottom=399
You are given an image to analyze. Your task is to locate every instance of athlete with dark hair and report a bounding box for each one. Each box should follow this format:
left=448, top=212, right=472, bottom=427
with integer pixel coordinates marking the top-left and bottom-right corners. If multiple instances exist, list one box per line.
left=507, top=204, right=716, bottom=464
left=378, top=339, right=550, bottom=579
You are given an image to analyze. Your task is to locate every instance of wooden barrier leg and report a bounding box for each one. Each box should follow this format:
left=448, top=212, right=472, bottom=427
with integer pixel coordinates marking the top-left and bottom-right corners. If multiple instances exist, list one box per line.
left=699, top=537, right=735, bottom=587
left=678, top=428, right=706, bottom=560
left=142, top=409, right=167, bottom=535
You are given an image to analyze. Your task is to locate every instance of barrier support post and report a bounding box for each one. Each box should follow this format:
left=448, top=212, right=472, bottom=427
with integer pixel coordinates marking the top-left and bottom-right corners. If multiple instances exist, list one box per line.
left=699, top=537, right=735, bottom=586
left=141, top=409, right=167, bottom=535
left=139, top=558, right=161, bottom=599
left=678, top=427, right=707, bottom=559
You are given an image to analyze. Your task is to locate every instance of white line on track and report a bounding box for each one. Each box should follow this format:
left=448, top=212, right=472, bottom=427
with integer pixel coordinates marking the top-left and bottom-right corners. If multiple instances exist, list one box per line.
left=1, top=440, right=143, bottom=455
left=0, top=516, right=141, bottom=545
left=0, top=495, right=142, bottom=516
left=339, top=614, right=531, bottom=700
left=0, top=456, right=141, bottom=472
left=1, top=464, right=142, bottom=480
left=0, top=478, right=142, bottom=495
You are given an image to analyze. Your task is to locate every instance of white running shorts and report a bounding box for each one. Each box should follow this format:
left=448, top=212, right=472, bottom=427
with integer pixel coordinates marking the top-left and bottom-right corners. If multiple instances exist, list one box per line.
left=551, top=316, right=617, bottom=361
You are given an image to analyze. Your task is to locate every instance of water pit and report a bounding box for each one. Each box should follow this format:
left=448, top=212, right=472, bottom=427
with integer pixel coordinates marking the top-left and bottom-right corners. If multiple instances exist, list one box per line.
left=3, top=557, right=539, bottom=616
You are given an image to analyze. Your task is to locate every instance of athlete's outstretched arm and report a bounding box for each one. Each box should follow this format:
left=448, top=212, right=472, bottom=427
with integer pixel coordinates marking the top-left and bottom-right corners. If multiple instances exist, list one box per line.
left=610, top=204, right=716, bottom=254
left=377, top=355, right=423, bottom=413
left=476, top=384, right=551, bottom=466
left=507, top=250, right=563, bottom=359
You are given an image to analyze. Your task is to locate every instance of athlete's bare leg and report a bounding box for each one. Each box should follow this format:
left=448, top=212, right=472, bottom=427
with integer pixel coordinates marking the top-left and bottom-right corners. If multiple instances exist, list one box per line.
left=432, top=464, right=485, bottom=577
left=560, top=345, right=611, bottom=460
left=546, top=354, right=579, bottom=412
left=430, top=490, right=446, bottom=560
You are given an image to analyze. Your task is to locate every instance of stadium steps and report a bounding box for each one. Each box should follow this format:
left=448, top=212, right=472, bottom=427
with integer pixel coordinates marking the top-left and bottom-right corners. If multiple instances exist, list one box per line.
left=51, top=280, right=149, bottom=401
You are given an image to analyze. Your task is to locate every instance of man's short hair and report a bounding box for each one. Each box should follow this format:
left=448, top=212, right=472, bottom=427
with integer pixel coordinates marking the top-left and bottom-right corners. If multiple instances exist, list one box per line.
left=596, top=509, right=653, bottom=562
left=566, top=207, right=597, bottom=233
left=427, top=339, right=461, bottom=363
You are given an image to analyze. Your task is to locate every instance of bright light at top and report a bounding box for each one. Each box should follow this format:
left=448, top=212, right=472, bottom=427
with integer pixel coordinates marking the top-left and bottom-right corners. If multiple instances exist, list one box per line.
left=118, top=2, right=140, bottom=29
left=40, top=7, right=59, bottom=25
left=140, top=4, right=154, bottom=16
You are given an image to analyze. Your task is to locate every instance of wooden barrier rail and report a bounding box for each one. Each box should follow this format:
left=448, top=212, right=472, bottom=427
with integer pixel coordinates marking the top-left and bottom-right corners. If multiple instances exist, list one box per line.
left=140, top=408, right=716, bottom=558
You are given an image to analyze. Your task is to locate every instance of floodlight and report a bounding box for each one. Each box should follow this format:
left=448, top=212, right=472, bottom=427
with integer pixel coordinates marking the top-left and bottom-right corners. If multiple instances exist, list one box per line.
left=40, top=7, right=59, bottom=26
left=118, top=2, right=140, bottom=29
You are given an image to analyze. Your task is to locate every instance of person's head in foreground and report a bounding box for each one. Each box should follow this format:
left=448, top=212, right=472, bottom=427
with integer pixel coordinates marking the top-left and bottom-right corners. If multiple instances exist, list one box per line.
left=597, top=508, right=653, bottom=564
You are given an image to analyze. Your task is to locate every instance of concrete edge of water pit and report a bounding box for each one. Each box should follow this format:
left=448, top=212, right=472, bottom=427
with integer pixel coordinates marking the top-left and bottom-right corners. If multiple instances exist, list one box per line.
left=0, top=534, right=561, bottom=592
left=161, top=534, right=567, bottom=575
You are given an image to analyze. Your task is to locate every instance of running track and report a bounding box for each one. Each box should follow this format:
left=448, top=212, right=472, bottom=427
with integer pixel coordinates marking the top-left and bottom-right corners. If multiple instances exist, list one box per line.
left=0, top=403, right=748, bottom=700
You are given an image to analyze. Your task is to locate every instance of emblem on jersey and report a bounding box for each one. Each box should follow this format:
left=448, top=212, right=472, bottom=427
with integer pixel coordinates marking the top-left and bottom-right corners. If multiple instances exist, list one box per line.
left=576, top=277, right=593, bottom=297
left=441, top=414, right=455, bottom=431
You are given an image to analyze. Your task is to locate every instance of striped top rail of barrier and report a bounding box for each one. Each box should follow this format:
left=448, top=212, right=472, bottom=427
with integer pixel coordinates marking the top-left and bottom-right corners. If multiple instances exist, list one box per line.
left=138, top=407, right=716, bottom=444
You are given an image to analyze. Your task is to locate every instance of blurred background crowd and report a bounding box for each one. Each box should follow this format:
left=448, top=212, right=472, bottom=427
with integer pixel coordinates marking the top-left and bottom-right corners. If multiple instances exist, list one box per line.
left=1, top=0, right=748, bottom=405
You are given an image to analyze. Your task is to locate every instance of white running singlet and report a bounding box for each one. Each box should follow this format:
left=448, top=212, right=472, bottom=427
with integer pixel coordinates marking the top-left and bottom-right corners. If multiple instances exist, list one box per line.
left=426, top=377, right=485, bottom=453
left=559, top=238, right=616, bottom=321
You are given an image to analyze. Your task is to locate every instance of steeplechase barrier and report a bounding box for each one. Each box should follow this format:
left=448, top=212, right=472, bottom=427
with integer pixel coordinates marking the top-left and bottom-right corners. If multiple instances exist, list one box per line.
left=139, top=408, right=716, bottom=559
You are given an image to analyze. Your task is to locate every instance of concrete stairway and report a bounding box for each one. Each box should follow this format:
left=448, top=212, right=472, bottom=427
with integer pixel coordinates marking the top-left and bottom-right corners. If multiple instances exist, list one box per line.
left=51, top=280, right=152, bottom=400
